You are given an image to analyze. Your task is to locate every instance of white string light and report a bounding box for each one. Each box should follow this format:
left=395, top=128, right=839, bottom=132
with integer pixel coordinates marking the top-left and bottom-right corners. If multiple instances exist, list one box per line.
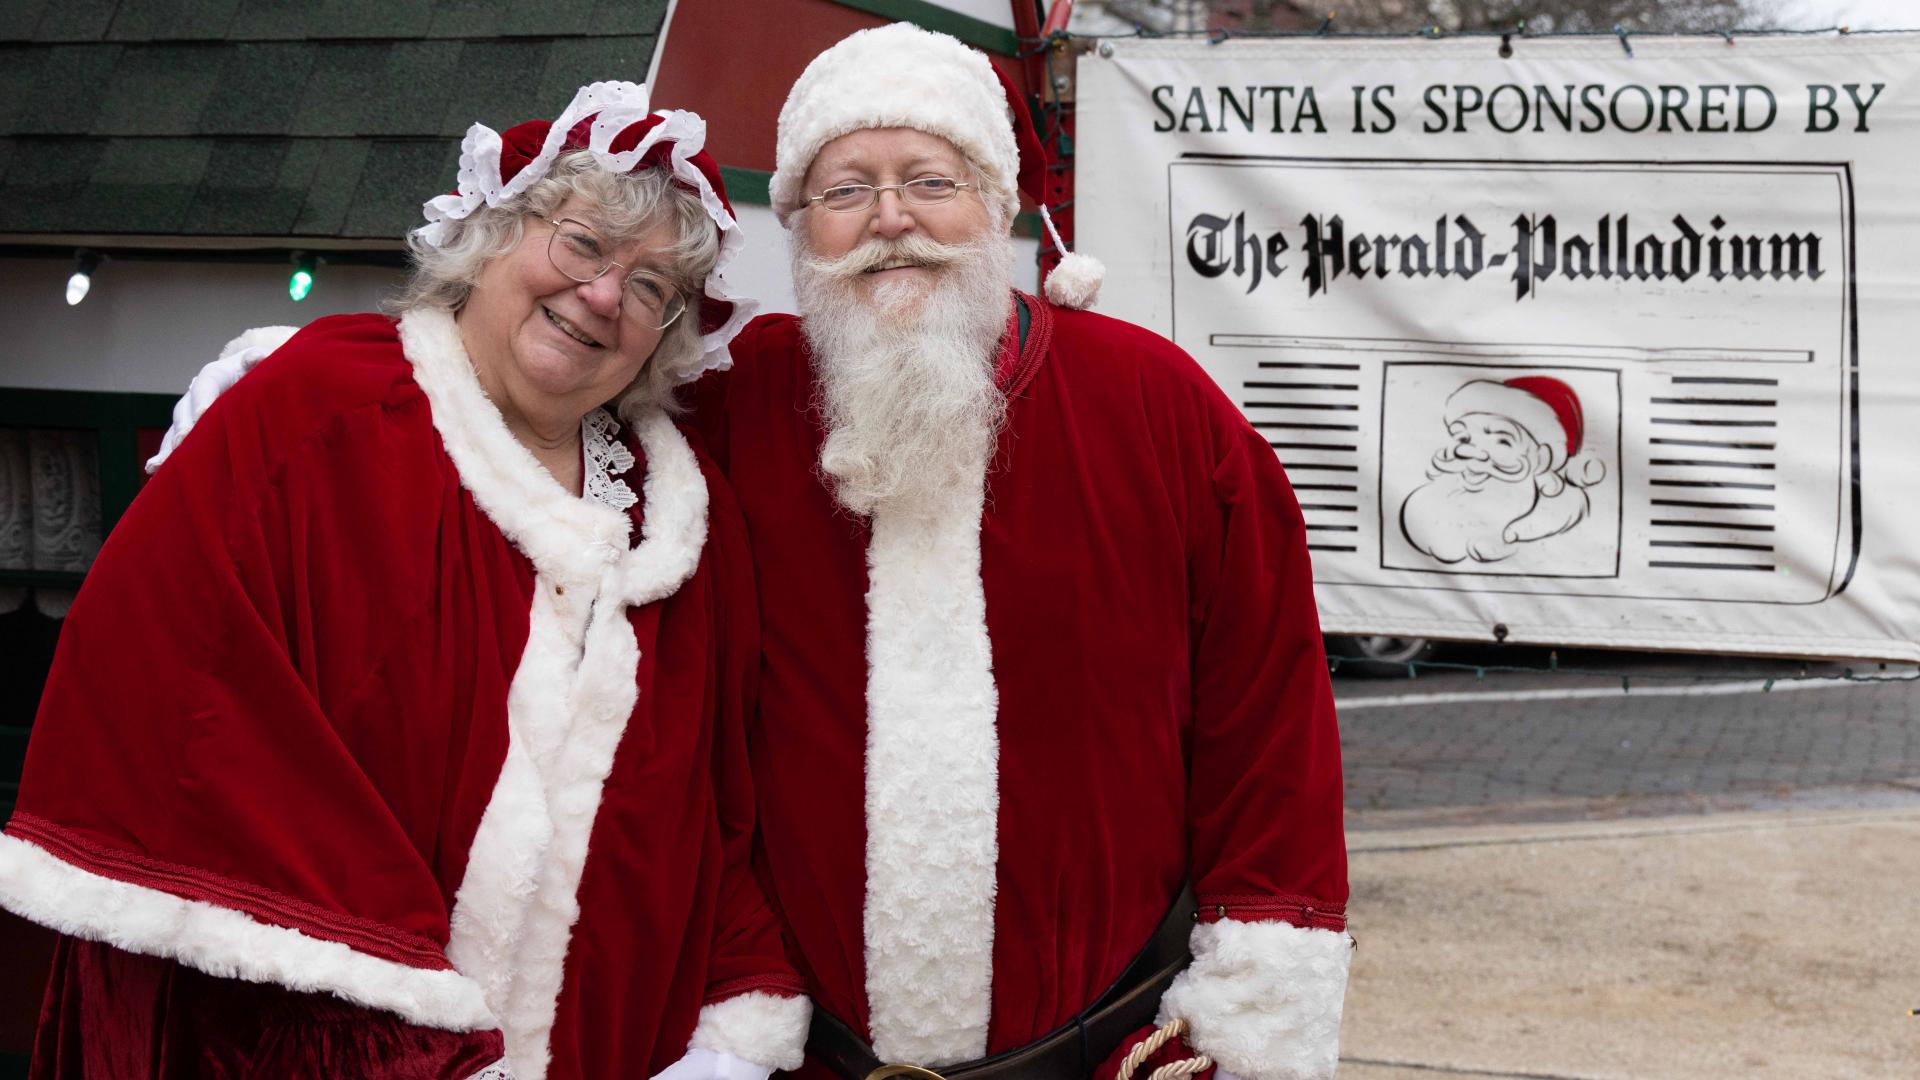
left=65, top=252, right=100, bottom=306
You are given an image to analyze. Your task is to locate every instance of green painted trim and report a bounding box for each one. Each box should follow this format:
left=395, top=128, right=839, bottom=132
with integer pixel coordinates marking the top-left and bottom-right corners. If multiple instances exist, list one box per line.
left=1013, top=210, right=1041, bottom=239
left=0, top=725, right=28, bottom=776
left=832, top=0, right=1021, bottom=54
left=0, top=388, right=176, bottom=533
left=0, top=569, right=86, bottom=590
left=720, top=166, right=773, bottom=207
left=0, top=389, right=174, bottom=429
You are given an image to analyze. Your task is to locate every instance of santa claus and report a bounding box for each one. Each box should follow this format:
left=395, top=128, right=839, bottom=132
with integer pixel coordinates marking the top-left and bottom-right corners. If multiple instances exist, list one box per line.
left=698, top=24, right=1350, bottom=1080
left=1401, top=376, right=1608, bottom=564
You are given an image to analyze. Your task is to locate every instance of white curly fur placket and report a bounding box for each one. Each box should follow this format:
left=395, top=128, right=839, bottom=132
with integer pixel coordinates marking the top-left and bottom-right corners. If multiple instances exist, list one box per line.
left=403, top=309, right=709, bottom=1079
left=861, top=472, right=1001, bottom=1066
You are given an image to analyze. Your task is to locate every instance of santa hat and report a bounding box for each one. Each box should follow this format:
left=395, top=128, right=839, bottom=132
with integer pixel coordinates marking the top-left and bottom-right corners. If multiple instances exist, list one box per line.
left=416, top=82, right=756, bottom=382
left=1445, top=376, right=1590, bottom=471
left=769, top=22, right=1106, bottom=309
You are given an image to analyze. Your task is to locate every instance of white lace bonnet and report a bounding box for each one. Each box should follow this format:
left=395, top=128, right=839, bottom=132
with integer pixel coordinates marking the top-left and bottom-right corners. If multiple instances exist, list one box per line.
left=416, top=81, right=756, bottom=382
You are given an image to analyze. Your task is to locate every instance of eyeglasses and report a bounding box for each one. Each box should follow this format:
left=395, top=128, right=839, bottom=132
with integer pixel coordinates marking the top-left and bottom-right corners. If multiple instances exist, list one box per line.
left=807, top=177, right=971, bottom=214
left=543, top=217, right=688, bottom=330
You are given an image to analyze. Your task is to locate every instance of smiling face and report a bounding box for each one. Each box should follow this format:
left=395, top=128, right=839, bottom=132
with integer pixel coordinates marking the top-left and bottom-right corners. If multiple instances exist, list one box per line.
left=457, top=196, right=676, bottom=424
left=796, top=127, right=997, bottom=303
left=1436, top=413, right=1548, bottom=491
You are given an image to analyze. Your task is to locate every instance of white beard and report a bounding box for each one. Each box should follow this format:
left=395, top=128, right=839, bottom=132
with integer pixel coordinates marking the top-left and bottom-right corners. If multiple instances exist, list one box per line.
left=1401, top=467, right=1541, bottom=564
left=792, top=229, right=1016, bottom=517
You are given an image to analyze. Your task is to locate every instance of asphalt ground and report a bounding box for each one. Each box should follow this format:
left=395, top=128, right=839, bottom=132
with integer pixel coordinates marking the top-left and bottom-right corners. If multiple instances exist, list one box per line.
left=1334, top=646, right=1920, bottom=831
left=1327, top=648, right=1920, bottom=1078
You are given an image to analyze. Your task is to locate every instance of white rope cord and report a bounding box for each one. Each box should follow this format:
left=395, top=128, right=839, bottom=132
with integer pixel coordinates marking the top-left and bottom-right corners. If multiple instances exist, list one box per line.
left=1038, top=203, right=1070, bottom=255
left=1114, top=1017, right=1213, bottom=1080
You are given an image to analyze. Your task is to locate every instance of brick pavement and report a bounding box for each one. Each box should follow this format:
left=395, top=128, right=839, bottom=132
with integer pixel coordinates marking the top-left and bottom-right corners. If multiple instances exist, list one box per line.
left=1333, top=648, right=1920, bottom=829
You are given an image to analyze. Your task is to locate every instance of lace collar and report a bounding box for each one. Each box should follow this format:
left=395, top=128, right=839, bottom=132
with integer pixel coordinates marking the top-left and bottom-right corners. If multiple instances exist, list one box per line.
left=581, top=409, right=638, bottom=512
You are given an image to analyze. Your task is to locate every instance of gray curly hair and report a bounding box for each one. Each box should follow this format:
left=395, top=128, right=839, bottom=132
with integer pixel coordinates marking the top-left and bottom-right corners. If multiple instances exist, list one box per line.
left=392, top=150, right=721, bottom=417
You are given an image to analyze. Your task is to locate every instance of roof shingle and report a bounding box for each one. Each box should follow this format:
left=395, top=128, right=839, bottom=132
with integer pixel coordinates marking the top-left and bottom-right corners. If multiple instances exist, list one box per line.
left=1, top=1, right=669, bottom=242
left=105, top=0, right=244, bottom=43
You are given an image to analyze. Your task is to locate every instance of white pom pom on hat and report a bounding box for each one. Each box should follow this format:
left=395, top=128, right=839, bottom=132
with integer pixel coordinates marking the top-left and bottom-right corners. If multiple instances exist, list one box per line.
left=771, top=22, right=1105, bottom=309
left=1041, top=246, right=1105, bottom=310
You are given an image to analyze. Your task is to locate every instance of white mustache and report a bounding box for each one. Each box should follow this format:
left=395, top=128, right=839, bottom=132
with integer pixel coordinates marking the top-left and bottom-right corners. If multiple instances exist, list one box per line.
left=801, top=232, right=975, bottom=282
left=1431, top=445, right=1529, bottom=478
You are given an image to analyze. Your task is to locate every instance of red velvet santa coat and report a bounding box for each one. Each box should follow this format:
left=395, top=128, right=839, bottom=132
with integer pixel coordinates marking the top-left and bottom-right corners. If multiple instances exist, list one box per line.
left=0, top=312, right=809, bottom=1078
left=691, top=293, right=1351, bottom=1080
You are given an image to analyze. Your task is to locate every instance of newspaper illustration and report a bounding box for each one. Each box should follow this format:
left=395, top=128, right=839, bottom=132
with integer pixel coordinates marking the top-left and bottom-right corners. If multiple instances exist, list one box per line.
left=1173, top=158, right=1854, bottom=605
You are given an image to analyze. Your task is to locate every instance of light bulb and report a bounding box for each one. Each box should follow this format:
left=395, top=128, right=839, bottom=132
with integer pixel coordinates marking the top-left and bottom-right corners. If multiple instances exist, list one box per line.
left=289, top=251, right=317, bottom=301
left=65, top=252, right=100, bottom=306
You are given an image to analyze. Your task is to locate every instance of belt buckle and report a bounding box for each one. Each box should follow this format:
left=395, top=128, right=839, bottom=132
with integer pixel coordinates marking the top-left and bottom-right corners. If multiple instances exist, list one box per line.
left=864, top=1066, right=949, bottom=1080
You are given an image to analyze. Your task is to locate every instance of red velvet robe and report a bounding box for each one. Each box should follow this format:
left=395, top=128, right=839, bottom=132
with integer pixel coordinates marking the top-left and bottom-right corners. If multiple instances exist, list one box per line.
left=691, top=292, right=1351, bottom=1079
left=0, top=312, right=806, bottom=1078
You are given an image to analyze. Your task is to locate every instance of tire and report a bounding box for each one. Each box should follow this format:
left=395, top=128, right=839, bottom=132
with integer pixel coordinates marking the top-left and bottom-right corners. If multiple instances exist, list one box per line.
left=1325, top=634, right=1433, bottom=677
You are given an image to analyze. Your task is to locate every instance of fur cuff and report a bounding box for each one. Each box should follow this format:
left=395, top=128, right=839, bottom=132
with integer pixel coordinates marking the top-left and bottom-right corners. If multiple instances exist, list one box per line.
left=1156, top=918, right=1352, bottom=1080
left=689, top=991, right=813, bottom=1071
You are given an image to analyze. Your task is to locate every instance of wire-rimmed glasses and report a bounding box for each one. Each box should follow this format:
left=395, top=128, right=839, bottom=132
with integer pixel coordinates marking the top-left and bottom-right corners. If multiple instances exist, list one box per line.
left=543, top=217, right=688, bottom=331
left=807, top=177, right=971, bottom=214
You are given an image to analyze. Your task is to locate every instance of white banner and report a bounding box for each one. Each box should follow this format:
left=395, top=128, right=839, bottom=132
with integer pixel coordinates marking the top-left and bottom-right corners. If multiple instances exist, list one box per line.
left=1075, top=33, right=1920, bottom=661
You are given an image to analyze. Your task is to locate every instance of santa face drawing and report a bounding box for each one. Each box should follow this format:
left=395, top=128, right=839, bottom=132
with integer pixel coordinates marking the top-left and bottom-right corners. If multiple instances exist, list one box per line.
left=1401, top=378, right=1607, bottom=565
left=1435, top=413, right=1549, bottom=492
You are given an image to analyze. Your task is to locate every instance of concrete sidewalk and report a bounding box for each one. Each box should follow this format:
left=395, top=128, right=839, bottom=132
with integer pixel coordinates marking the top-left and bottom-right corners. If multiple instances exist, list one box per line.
left=1336, top=806, right=1920, bottom=1079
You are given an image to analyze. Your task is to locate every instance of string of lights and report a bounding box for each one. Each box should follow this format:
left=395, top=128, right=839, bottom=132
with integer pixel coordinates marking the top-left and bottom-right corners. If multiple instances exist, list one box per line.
left=1327, top=652, right=1920, bottom=687
left=29, top=245, right=403, bottom=307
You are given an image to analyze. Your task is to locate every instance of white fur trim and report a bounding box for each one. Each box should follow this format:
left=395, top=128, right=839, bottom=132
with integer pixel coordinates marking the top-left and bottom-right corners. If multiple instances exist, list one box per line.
left=689, top=992, right=813, bottom=1071
left=408, top=306, right=709, bottom=1079
left=146, top=325, right=300, bottom=474
left=223, top=325, right=300, bottom=363
left=1043, top=252, right=1105, bottom=310
left=861, top=483, right=1000, bottom=1062
left=467, top=1059, right=515, bottom=1080
left=400, top=309, right=633, bottom=590
left=1156, top=919, right=1353, bottom=1080
left=771, top=24, right=1020, bottom=227
left=0, top=832, right=495, bottom=1031
left=417, top=84, right=757, bottom=380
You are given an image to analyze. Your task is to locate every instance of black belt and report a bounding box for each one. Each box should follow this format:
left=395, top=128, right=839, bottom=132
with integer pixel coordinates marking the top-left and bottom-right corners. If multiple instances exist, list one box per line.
left=808, top=885, right=1197, bottom=1080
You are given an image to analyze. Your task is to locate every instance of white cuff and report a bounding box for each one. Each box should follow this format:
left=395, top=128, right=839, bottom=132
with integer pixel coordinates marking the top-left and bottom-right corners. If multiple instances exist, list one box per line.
left=1156, top=918, right=1352, bottom=1080
left=688, top=991, right=812, bottom=1072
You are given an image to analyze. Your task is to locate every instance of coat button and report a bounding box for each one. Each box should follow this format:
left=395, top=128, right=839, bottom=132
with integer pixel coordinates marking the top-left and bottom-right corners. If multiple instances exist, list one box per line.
left=555, top=584, right=565, bottom=595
